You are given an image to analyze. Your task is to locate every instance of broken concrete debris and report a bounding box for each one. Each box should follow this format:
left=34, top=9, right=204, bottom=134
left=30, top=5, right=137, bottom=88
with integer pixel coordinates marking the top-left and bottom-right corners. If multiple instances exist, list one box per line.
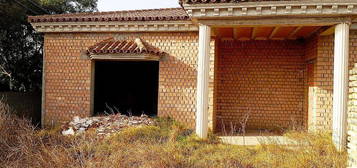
left=61, top=114, right=154, bottom=136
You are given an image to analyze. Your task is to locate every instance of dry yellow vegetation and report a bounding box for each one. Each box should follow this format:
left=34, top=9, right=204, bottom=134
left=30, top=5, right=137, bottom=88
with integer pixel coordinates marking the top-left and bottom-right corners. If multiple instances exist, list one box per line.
left=0, top=102, right=347, bottom=168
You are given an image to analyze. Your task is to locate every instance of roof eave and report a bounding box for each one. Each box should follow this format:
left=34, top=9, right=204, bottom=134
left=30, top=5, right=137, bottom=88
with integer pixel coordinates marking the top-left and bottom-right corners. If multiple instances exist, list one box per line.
left=30, top=20, right=198, bottom=33
left=183, top=0, right=357, bottom=20
left=88, top=53, right=163, bottom=61
left=182, top=0, right=357, bottom=5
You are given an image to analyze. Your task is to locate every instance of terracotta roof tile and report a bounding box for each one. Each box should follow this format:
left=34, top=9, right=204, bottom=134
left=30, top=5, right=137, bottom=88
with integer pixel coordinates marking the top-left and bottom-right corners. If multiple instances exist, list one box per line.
left=28, top=8, right=189, bottom=23
left=87, top=38, right=165, bottom=56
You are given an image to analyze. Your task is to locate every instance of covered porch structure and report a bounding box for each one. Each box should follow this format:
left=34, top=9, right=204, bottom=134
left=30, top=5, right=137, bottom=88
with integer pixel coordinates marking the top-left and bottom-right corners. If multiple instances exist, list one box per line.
left=213, top=25, right=327, bottom=134
left=183, top=1, right=357, bottom=151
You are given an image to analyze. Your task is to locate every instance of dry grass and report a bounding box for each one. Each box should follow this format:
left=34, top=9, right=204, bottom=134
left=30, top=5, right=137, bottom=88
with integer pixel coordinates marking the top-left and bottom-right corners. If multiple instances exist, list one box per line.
left=0, top=102, right=347, bottom=168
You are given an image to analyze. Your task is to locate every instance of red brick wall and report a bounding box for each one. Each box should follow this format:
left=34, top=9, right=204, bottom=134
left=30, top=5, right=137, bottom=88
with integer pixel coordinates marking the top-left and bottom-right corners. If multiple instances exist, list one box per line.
left=308, top=35, right=334, bottom=130
left=308, top=31, right=357, bottom=131
left=315, top=31, right=357, bottom=167
left=348, top=31, right=357, bottom=167
left=44, top=33, right=95, bottom=125
left=43, top=32, right=217, bottom=128
left=215, top=40, right=306, bottom=130
left=154, top=33, right=199, bottom=128
left=43, top=30, right=357, bottom=165
left=305, top=36, right=318, bottom=130
left=307, top=31, right=357, bottom=166
left=43, top=30, right=357, bottom=136
left=305, top=36, right=318, bottom=62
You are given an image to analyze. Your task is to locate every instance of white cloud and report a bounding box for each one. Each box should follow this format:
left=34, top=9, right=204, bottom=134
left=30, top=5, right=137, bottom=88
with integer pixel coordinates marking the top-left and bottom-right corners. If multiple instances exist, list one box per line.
left=97, top=0, right=181, bottom=12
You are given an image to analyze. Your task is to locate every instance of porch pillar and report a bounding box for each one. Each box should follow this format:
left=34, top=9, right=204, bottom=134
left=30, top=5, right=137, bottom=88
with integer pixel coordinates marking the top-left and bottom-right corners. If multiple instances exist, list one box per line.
left=196, top=24, right=211, bottom=138
left=332, top=23, right=350, bottom=151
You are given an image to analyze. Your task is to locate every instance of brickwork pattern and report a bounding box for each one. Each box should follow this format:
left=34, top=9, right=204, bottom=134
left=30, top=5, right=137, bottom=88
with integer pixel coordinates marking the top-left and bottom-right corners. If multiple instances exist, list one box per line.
left=309, top=33, right=357, bottom=131
left=305, top=36, right=318, bottom=62
left=306, top=31, right=357, bottom=167
left=44, top=32, right=217, bottom=129
left=303, top=32, right=357, bottom=167
left=310, top=35, right=334, bottom=130
left=208, top=40, right=216, bottom=130
left=44, top=33, right=95, bottom=125
left=304, top=36, right=318, bottom=130
left=43, top=30, right=357, bottom=166
left=215, top=40, right=306, bottom=130
left=348, top=31, right=357, bottom=168
left=113, top=33, right=216, bottom=129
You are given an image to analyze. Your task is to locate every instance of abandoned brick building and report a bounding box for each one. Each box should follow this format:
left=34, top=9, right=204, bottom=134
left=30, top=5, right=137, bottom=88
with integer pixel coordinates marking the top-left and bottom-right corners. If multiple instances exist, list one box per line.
left=29, top=0, right=357, bottom=166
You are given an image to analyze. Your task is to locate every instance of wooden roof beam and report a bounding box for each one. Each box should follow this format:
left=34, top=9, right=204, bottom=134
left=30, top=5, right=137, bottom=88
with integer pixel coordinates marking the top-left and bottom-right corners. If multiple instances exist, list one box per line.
left=251, top=27, right=257, bottom=40
left=306, top=27, right=323, bottom=39
left=212, top=28, right=217, bottom=37
left=233, top=28, right=239, bottom=40
left=287, top=26, right=303, bottom=40
left=320, top=26, right=335, bottom=36
left=269, top=27, right=280, bottom=39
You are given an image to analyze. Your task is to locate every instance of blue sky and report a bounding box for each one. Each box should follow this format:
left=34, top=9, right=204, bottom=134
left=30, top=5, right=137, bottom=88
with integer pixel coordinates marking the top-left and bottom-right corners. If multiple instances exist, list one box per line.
left=97, top=0, right=181, bottom=11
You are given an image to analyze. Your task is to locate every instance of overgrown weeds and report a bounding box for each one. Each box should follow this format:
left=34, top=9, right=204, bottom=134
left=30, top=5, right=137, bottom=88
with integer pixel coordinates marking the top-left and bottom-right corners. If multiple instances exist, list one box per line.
left=0, top=102, right=347, bottom=168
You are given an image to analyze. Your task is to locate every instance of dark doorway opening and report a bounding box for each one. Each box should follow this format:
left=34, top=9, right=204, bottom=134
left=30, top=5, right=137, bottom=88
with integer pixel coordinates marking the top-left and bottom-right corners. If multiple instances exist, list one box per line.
left=94, top=61, right=159, bottom=116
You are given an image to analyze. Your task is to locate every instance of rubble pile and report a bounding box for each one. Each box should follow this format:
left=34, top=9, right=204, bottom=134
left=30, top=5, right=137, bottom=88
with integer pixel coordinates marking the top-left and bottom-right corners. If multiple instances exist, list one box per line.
left=61, top=114, right=155, bottom=136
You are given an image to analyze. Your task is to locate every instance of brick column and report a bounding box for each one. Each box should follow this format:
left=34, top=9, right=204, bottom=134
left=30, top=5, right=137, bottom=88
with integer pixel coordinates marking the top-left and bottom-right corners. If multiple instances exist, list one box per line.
left=41, top=47, right=46, bottom=128
left=196, top=24, right=211, bottom=138
left=333, top=23, right=350, bottom=151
